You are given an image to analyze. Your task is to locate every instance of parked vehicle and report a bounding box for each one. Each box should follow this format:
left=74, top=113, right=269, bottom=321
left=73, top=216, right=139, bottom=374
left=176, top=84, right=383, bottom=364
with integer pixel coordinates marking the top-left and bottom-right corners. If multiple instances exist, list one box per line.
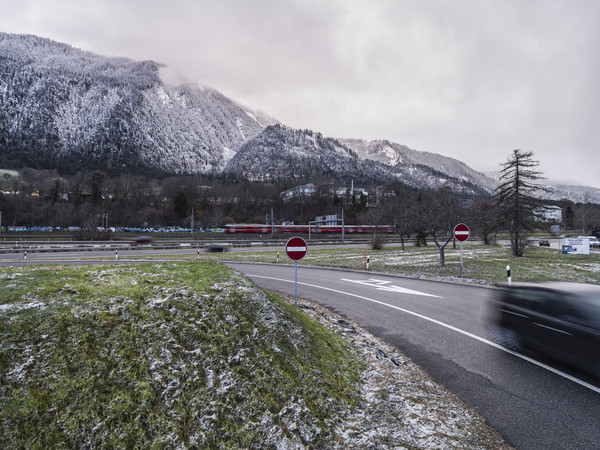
left=578, top=236, right=600, bottom=248
left=491, top=282, right=600, bottom=376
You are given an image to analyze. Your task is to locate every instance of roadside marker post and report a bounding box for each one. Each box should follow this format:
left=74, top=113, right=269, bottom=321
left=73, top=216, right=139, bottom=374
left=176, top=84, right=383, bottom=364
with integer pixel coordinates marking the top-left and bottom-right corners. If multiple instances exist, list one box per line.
left=285, top=237, right=308, bottom=307
left=453, top=223, right=470, bottom=278
left=507, top=265, right=512, bottom=286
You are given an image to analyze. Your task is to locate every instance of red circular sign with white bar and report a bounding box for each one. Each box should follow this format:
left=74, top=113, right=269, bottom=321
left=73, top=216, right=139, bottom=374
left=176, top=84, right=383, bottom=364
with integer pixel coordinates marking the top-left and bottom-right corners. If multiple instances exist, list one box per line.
left=453, top=223, right=470, bottom=242
left=285, top=236, right=308, bottom=261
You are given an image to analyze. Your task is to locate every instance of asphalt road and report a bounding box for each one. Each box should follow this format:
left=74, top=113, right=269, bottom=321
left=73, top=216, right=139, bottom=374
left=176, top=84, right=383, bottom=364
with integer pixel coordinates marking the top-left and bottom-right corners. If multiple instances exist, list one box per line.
left=227, top=262, right=600, bottom=450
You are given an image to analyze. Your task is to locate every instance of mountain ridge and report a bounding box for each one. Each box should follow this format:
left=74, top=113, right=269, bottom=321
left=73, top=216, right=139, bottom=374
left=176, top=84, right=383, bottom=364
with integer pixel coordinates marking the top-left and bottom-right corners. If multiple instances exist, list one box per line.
left=1, top=32, right=599, bottom=203
left=0, top=32, right=276, bottom=175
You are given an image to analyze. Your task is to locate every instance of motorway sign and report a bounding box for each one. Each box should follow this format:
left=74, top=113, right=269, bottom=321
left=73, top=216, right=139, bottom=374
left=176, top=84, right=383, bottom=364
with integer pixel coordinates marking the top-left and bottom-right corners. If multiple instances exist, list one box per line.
left=453, top=223, right=470, bottom=242
left=286, top=237, right=308, bottom=261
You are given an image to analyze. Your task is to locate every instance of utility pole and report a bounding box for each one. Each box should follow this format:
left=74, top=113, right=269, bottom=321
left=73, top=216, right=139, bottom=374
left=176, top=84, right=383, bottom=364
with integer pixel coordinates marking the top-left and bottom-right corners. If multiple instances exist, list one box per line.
left=191, top=207, right=194, bottom=236
left=342, top=208, right=345, bottom=243
left=266, top=207, right=275, bottom=237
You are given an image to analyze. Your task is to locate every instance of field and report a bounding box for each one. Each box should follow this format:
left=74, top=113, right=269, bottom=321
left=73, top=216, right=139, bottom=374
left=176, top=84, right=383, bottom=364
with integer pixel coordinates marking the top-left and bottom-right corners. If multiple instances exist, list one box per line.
left=191, top=242, right=600, bottom=285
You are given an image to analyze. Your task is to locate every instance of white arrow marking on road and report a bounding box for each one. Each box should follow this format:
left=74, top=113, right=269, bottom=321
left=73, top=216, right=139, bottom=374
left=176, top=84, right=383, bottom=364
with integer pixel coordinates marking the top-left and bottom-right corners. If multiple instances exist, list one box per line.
left=341, top=278, right=442, bottom=298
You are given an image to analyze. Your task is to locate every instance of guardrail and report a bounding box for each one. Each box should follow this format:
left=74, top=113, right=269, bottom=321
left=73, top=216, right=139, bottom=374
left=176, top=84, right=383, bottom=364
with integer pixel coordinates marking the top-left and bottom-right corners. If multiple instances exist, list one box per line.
left=0, top=237, right=415, bottom=254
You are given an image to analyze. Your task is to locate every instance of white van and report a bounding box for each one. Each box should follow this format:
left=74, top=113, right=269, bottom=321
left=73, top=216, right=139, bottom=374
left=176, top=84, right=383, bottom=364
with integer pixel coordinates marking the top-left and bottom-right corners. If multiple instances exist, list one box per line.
left=578, top=236, right=600, bottom=248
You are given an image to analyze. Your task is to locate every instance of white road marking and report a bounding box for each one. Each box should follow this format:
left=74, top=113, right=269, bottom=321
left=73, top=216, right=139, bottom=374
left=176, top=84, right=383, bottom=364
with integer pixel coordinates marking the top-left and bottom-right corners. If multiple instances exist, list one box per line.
left=248, top=273, right=600, bottom=394
left=287, top=246, right=307, bottom=252
left=341, top=278, right=443, bottom=298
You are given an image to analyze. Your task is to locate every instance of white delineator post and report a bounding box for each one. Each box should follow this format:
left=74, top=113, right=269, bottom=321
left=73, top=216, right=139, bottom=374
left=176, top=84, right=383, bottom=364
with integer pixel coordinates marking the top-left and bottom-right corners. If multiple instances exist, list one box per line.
left=507, top=265, right=512, bottom=286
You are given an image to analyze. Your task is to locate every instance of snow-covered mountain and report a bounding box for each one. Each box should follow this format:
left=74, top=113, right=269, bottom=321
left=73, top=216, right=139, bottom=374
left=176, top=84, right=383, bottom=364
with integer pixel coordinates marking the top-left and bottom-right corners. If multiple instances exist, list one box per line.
left=341, top=139, right=497, bottom=192
left=0, top=32, right=276, bottom=175
left=483, top=170, right=600, bottom=204
left=1, top=32, right=598, bottom=202
left=224, top=125, right=394, bottom=184
left=224, top=125, right=492, bottom=194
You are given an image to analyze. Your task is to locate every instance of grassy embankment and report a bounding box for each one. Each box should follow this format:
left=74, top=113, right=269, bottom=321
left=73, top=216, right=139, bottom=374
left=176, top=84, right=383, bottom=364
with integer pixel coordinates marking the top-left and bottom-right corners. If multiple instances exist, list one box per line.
left=0, top=260, right=512, bottom=448
left=0, top=261, right=363, bottom=448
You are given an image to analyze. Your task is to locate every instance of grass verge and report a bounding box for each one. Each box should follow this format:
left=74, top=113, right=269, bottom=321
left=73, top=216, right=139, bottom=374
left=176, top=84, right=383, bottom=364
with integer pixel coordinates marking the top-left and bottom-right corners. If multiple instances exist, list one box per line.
left=0, top=261, right=363, bottom=448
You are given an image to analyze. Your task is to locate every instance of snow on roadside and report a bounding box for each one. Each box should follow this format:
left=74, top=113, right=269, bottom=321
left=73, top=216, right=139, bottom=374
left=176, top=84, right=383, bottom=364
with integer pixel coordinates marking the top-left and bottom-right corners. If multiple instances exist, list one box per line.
left=286, top=296, right=513, bottom=449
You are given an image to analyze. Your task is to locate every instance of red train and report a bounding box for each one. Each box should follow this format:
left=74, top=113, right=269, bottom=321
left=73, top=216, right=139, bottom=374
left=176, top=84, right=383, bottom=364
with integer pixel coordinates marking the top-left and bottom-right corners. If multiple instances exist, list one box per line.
left=224, top=224, right=394, bottom=234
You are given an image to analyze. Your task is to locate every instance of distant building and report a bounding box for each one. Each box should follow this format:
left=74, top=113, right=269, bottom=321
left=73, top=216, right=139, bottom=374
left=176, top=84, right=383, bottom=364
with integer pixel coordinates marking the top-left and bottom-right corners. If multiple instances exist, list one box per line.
left=315, top=214, right=340, bottom=225
left=280, top=182, right=372, bottom=203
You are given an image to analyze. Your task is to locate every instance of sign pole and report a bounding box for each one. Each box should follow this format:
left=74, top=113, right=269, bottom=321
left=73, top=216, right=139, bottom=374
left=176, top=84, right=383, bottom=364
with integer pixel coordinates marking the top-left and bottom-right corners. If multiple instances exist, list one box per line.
left=460, top=241, right=464, bottom=278
left=294, top=261, right=298, bottom=307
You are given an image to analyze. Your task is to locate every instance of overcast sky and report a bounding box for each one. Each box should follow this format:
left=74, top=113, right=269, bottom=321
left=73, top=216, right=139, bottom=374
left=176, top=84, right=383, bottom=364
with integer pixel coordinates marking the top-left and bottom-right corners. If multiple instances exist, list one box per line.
left=2, top=0, right=599, bottom=188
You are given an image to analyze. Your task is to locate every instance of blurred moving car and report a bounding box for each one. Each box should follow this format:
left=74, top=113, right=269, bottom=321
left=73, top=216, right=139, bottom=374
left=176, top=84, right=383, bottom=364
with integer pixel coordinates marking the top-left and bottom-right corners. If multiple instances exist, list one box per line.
left=491, top=282, right=600, bottom=377
left=132, top=236, right=153, bottom=245
left=539, top=240, right=550, bottom=247
left=206, top=244, right=228, bottom=252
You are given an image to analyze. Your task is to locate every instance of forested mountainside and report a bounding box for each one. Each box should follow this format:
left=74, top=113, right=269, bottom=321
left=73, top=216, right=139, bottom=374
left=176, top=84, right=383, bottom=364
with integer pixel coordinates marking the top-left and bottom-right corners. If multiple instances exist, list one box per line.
left=224, top=125, right=396, bottom=185
left=3, top=32, right=596, bottom=201
left=0, top=32, right=274, bottom=175
left=225, top=125, right=491, bottom=194
left=341, top=138, right=497, bottom=192
left=0, top=32, right=496, bottom=193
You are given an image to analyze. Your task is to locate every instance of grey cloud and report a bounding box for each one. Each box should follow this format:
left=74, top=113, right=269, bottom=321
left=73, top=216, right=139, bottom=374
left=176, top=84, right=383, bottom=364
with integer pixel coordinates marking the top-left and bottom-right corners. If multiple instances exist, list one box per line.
left=1, top=0, right=599, bottom=187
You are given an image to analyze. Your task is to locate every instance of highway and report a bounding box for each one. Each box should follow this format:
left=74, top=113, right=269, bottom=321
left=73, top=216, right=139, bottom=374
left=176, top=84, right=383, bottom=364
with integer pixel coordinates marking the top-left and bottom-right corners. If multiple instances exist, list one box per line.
left=227, top=262, right=600, bottom=450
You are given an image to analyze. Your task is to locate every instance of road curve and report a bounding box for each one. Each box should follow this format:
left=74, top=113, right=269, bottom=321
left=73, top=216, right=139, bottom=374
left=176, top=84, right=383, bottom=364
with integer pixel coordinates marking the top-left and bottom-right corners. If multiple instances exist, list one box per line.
left=227, top=262, right=600, bottom=450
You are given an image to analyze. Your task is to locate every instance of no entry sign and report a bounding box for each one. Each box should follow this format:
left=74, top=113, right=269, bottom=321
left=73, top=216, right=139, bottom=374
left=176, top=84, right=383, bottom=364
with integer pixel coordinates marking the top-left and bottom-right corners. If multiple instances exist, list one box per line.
left=286, top=236, right=308, bottom=261
left=286, top=236, right=308, bottom=307
left=453, top=223, right=470, bottom=242
left=454, top=223, right=470, bottom=278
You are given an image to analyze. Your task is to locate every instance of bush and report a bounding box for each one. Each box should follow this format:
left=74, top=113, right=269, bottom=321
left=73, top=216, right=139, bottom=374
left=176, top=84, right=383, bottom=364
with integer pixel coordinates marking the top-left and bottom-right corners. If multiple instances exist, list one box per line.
left=371, top=234, right=383, bottom=250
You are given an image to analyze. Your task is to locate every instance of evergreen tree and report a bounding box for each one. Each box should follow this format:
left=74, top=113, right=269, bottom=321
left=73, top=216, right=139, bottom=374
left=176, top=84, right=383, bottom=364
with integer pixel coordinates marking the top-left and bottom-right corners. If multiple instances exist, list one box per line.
left=494, top=149, right=548, bottom=257
left=91, top=171, right=105, bottom=204
left=174, top=191, right=189, bottom=219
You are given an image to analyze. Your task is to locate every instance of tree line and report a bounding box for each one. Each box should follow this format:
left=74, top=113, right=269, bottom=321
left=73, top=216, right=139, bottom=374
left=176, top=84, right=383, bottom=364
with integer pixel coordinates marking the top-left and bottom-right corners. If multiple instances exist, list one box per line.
left=1, top=150, right=599, bottom=259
